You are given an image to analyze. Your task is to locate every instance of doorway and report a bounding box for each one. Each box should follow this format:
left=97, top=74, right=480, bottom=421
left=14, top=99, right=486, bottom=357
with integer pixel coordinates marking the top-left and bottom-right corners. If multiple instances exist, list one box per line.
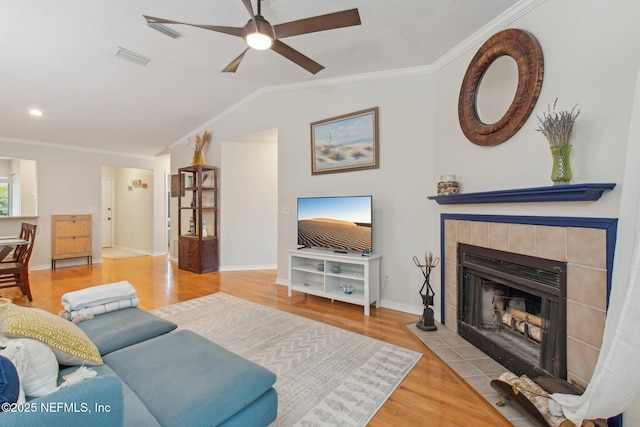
left=101, top=166, right=155, bottom=256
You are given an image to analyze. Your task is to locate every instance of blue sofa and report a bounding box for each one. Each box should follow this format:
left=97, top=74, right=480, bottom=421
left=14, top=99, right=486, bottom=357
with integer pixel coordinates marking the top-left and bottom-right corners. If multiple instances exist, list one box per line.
left=0, top=308, right=278, bottom=426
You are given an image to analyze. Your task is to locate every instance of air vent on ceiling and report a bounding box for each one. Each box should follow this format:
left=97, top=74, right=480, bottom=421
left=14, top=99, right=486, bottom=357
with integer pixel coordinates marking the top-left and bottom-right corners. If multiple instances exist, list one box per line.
left=113, top=47, right=150, bottom=66
left=147, top=22, right=182, bottom=38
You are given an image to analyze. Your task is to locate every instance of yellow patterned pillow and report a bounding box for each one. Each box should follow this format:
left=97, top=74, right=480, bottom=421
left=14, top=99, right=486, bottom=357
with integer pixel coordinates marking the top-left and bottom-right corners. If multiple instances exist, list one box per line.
left=0, top=298, right=102, bottom=366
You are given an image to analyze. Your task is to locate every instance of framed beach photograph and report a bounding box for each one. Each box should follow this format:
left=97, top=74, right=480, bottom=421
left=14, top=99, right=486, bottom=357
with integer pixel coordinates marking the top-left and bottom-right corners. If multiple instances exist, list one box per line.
left=310, top=107, right=379, bottom=175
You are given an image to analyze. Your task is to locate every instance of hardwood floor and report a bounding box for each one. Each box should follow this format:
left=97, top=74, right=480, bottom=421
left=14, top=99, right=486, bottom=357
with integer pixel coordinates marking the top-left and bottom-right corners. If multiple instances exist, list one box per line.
left=5, top=255, right=513, bottom=427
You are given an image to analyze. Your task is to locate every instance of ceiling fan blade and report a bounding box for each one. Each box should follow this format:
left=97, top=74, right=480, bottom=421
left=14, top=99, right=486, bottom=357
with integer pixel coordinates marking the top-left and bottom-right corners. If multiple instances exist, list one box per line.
left=222, top=48, right=250, bottom=73
left=270, top=39, right=324, bottom=74
left=240, top=0, right=255, bottom=18
left=273, top=8, right=361, bottom=39
left=143, top=15, right=245, bottom=37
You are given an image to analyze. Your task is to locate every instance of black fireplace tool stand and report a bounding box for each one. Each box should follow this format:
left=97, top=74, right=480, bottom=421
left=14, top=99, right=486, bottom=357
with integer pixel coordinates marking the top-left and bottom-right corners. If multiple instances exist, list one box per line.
left=413, top=255, right=439, bottom=331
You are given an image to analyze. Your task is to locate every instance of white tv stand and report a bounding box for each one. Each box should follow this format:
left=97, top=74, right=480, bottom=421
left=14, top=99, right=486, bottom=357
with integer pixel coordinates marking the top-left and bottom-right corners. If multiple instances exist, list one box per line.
left=287, top=249, right=382, bottom=316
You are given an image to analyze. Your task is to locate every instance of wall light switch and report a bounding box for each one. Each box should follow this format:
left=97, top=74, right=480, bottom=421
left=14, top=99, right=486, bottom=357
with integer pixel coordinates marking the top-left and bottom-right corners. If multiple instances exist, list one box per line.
left=283, top=205, right=290, bottom=214
left=89, top=207, right=97, bottom=213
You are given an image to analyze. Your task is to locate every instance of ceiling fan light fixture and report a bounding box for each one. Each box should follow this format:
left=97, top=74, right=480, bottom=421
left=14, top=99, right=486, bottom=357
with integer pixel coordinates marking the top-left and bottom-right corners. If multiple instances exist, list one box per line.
left=246, top=32, right=273, bottom=50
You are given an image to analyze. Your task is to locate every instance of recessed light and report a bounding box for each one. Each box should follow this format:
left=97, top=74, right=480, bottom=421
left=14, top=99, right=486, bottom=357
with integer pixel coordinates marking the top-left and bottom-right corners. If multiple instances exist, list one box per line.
left=29, top=109, right=43, bottom=117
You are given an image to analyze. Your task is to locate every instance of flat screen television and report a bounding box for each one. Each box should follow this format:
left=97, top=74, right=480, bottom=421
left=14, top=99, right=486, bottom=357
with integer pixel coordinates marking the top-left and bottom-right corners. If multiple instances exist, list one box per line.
left=297, top=195, right=372, bottom=253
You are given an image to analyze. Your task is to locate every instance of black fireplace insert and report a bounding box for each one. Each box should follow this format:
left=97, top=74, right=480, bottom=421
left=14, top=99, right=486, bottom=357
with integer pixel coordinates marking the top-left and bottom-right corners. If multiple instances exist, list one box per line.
left=457, top=244, right=567, bottom=379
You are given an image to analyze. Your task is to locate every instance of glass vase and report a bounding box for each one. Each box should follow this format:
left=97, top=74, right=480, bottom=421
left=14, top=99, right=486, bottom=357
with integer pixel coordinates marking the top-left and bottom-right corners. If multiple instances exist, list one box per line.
left=192, top=149, right=204, bottom=166
left=550, top=145, right=572, bottom=185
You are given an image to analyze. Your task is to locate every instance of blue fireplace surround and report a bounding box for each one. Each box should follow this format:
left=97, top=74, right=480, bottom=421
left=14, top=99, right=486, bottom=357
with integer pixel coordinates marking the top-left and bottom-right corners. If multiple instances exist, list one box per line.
left=438, top=213, right=620, bottom=426
left=432, top=183, right=621, bottom=426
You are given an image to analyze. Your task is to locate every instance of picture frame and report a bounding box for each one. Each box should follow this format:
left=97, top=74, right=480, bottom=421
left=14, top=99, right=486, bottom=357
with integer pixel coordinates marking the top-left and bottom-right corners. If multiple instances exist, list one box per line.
left=310, top=107, right=379, bottom=175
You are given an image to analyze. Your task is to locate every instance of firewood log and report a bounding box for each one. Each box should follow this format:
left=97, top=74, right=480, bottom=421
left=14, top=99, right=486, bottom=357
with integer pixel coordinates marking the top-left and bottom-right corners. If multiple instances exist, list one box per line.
left=502, top=312, right=519, bottom=330
left=528, top=324, right=543, bottom=342
left=511, top=308, right=544, bottom=327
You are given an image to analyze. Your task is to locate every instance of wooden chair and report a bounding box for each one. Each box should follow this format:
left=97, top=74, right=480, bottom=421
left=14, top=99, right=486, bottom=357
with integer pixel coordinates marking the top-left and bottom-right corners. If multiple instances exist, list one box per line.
left=0, top=223, right=37, bottom=301
left=1, top=222, right=32, bottom=263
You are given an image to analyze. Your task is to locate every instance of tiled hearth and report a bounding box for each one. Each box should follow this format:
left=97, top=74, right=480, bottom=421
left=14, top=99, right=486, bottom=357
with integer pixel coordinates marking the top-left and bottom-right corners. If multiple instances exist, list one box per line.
left=409, top=321, right=536, bottom=426
left=439, top=214, right=617, bottom=389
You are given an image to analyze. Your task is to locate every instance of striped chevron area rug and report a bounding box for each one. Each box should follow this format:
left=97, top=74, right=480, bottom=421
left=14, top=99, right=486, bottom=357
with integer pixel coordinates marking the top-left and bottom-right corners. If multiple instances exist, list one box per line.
left=152, top=293, right=421, bottom=426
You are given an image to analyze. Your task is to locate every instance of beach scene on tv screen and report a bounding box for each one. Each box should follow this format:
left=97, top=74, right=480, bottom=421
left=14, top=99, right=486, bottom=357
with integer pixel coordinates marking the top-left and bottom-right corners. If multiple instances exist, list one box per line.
left=297, top=197, right=371, bottom=252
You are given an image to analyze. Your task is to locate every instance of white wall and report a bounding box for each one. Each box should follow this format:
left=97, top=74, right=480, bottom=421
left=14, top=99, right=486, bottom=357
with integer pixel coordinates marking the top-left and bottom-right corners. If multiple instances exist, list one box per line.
left=432, top=0, right=640, bottom=220
left=0, top=138, right=170, bottom=270
left=220, top=138, right=278, bottom=270
left=171, top=72, right=435, bottom=313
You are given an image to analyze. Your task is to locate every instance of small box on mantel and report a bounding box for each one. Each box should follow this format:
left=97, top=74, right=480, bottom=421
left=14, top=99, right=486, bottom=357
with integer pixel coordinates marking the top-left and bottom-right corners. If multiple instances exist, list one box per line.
left=437, top=175, right=459, bottom=195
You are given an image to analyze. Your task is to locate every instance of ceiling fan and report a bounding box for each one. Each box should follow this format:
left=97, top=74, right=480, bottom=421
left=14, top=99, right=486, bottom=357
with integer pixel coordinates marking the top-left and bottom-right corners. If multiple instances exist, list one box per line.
left=143, top=0, right=361, bottom=74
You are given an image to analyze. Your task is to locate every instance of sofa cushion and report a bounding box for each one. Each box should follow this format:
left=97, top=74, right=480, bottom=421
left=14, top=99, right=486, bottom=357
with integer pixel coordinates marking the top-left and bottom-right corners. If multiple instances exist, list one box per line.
left=76, top=308, right=177, bottom=356
left=4, top=374, right=125, bottom=427
left=104, top=329, right=277, bottom=427
left=0, top=355, right=20, bottom=408
left=0, top=298, right=102, bottom=366
left=59, top=364, right=160, bottom=427
left=219, top=387, right=278, bottom=427
left=0, top=336, right=58, bottom=398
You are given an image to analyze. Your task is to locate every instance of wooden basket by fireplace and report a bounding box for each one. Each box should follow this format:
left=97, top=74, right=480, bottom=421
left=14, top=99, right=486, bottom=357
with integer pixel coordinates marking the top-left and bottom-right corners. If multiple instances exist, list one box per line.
left=490, top=373, right=606, bottom=427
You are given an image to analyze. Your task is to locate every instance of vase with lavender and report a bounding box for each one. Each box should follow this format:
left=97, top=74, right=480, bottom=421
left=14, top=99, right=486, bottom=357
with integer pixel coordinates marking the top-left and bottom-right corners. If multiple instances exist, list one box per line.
left=536, top=99, right=580, bottom=185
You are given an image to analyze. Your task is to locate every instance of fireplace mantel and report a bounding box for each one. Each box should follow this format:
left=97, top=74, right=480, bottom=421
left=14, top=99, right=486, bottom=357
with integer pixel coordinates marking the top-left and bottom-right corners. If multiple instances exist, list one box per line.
left=428, top=183, right=616, bottom=205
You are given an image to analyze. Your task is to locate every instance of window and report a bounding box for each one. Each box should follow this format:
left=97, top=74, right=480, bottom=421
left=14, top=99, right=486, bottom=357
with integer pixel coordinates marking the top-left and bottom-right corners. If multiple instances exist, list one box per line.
left=0, top=178, right=8, bottom=216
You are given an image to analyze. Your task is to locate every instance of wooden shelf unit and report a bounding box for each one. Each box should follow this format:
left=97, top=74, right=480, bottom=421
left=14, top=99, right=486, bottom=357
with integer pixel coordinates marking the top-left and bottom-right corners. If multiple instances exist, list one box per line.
left=288, top=249, right=382, bottom=316
left=178, top=165, right=218, bottom=273
left=51, top=214, right=92, bottom=269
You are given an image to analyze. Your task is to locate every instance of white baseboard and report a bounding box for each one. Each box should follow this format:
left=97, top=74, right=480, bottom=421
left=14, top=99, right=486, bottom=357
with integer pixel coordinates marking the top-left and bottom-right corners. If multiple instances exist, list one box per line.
left=219, top=264, right=277, bottom=272
left=379, top=299, right=423, bottom=316
left=110, top=245, right=152, bottom=256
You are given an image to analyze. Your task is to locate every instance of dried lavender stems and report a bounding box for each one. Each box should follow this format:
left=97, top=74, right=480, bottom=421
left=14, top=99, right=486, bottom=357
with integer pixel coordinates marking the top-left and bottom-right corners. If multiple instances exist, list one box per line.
left=535, top=98, right=580, bottom=147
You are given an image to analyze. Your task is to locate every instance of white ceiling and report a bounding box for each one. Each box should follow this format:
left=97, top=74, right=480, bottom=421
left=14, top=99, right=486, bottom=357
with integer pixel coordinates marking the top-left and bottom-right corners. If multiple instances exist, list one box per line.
left=1, top=0, right=525, bottom=158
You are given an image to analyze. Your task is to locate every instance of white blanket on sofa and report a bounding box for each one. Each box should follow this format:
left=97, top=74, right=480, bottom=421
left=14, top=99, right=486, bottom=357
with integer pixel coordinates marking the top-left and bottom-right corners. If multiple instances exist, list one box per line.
left=62, top=280, right=137, bottom=312
left=66, top=297, right=140, bottom=319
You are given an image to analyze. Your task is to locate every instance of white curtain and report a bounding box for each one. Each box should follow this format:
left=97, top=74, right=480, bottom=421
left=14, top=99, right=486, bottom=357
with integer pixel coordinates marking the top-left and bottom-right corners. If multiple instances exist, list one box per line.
left=551, top=68, right=640, bottom=424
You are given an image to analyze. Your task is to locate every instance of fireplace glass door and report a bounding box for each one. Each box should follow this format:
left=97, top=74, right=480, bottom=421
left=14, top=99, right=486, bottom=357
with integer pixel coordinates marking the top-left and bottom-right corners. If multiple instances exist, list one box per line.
left=457, top=244, right=567, bottom=379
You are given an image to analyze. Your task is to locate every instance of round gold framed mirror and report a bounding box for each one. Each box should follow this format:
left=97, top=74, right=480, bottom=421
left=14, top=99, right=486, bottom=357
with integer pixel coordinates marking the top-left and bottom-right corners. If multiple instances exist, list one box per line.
left=458, top=29, right=544, bottom=146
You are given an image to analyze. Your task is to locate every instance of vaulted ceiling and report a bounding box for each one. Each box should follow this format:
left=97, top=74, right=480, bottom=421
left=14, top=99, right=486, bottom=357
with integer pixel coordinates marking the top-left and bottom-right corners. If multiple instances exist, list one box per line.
left=1, top=0, right=524, bottom=157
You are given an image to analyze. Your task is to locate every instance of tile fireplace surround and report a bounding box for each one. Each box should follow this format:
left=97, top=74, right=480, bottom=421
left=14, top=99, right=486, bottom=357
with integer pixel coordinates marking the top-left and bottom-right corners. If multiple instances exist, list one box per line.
left=439, top=214, right=617, bottom=389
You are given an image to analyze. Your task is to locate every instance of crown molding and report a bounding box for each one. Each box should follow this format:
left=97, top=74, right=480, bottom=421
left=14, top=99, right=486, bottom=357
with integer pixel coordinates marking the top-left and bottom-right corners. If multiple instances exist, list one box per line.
left=0, top=135, right=161, bottom=160
left=432, top=0, right=546, bottom=72
left=166, top=64, right=434, bottom=152
left=167, top=0, right=547, bottom=152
